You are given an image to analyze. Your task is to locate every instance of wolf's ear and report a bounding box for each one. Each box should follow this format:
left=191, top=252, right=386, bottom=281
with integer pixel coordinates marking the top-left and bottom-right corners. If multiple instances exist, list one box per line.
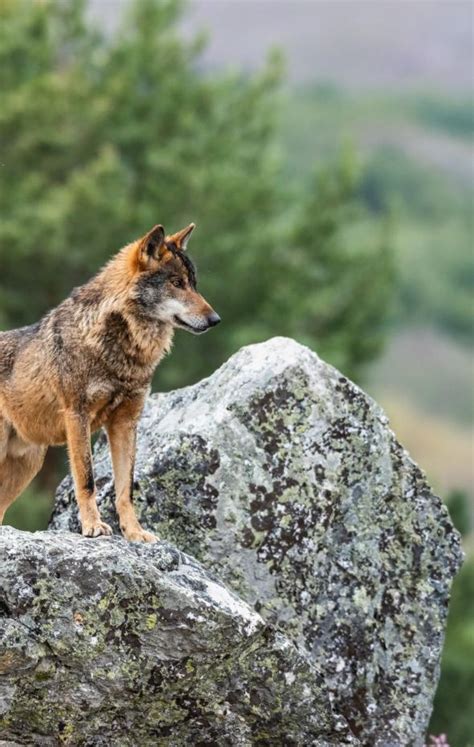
left=137, top=224, right=166, bottom=269
left=167, top=223, right=195, bottom=251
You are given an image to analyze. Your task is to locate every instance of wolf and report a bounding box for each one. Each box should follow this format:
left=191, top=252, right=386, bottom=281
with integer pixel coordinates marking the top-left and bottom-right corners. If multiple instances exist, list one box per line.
left=0, top=223, right=220, bottom=541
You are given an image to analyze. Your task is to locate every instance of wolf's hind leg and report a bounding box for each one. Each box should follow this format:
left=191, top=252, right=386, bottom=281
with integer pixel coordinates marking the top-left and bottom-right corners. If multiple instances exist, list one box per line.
left=0, top=433, right=47, bottom=524
left=64, top=409, right=112, bottom=538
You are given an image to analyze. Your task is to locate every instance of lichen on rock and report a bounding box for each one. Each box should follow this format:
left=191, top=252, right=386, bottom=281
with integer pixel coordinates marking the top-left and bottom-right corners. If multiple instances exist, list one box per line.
left=2, top=337, right=462, bottom=744
left=0, top=527, right=355, bottom=745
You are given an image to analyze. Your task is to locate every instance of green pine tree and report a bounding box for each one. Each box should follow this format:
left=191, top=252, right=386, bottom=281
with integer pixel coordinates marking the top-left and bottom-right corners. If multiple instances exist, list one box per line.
left=0, top=0, right=393, bottom=391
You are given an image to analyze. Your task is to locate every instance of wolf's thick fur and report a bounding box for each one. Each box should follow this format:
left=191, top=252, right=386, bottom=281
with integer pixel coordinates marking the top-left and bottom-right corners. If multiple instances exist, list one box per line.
left=0, top=223, right=219, bottom=541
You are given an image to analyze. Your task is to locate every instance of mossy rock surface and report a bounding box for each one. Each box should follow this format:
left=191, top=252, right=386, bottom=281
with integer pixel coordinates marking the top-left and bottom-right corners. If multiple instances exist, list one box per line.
left=33, top=336, right=462, bottom=743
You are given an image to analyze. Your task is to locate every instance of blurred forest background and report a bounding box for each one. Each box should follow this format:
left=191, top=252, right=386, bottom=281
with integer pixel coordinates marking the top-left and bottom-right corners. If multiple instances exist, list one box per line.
left=0, top=0, right=472, bottom=743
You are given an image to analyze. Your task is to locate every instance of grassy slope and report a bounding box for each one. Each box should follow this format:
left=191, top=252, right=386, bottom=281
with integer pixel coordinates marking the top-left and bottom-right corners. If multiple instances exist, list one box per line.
left=368, top=327, right=474, bottom=500
left=281, top=87, right=473, bottom=180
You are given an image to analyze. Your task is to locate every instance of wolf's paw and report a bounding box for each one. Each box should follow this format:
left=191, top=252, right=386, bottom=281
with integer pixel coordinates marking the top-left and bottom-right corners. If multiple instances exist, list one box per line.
left=82, top=520, right=113, bottom=538
left=122, top=526, right=157, bottom=543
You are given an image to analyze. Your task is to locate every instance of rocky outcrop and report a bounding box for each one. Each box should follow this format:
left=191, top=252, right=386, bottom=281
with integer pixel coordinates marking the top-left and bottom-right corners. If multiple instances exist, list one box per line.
left=2, top=338, right=462, bottom=744
left=0, top=527, right=353, bottom=745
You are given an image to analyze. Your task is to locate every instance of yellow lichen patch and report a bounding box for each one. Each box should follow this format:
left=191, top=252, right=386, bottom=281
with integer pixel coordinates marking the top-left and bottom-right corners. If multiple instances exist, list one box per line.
left=145, top=613, right=157, bottom=630
left=58, top=722, right=74, bottom=744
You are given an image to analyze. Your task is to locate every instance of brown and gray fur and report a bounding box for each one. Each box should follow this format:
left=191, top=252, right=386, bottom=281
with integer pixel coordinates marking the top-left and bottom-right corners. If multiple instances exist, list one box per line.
left=0, top=223, right=220, bottom=541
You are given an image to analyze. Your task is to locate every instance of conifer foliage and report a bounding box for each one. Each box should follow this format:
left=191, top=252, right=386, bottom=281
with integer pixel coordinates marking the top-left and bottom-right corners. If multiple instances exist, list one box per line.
left=0, top=0, right=393, bottom=387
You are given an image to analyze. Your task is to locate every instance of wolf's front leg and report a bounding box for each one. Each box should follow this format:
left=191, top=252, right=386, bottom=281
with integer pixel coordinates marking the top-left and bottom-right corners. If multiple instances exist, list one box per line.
left=64, top=409, right=112, bottom=538
left=105, top=396, right=156, bottom=543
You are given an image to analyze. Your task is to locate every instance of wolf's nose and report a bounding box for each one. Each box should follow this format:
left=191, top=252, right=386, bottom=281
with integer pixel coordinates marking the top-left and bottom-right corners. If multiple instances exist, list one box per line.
left=207, top=312, right=221, bottom=327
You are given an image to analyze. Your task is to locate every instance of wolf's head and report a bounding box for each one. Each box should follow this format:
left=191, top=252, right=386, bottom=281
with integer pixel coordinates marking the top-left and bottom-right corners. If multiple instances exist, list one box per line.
left=130, top=223, right=220, bottom=334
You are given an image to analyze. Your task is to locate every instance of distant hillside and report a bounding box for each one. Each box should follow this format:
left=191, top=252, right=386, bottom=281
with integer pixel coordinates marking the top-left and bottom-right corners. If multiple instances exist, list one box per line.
left=180, top=0, right=472, bottom=90
left=367, top=327, right=474, bottom=500
left=90, top=0, right=472, bottom=90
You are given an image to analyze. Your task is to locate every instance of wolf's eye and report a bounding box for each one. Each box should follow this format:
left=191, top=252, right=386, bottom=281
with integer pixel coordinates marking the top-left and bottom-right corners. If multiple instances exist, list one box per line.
left=171, top=277, right=185, bottom=289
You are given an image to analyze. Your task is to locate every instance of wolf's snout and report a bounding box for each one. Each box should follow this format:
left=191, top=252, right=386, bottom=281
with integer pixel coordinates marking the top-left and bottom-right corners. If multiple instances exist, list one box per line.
left=207, top=311, right=221, bottom=327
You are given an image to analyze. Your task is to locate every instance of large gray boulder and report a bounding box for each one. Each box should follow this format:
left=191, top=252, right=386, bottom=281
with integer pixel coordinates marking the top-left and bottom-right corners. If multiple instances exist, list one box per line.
left=0, top=526, right=354, bottom=745
left=46, top=338, right=460, bottom=742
